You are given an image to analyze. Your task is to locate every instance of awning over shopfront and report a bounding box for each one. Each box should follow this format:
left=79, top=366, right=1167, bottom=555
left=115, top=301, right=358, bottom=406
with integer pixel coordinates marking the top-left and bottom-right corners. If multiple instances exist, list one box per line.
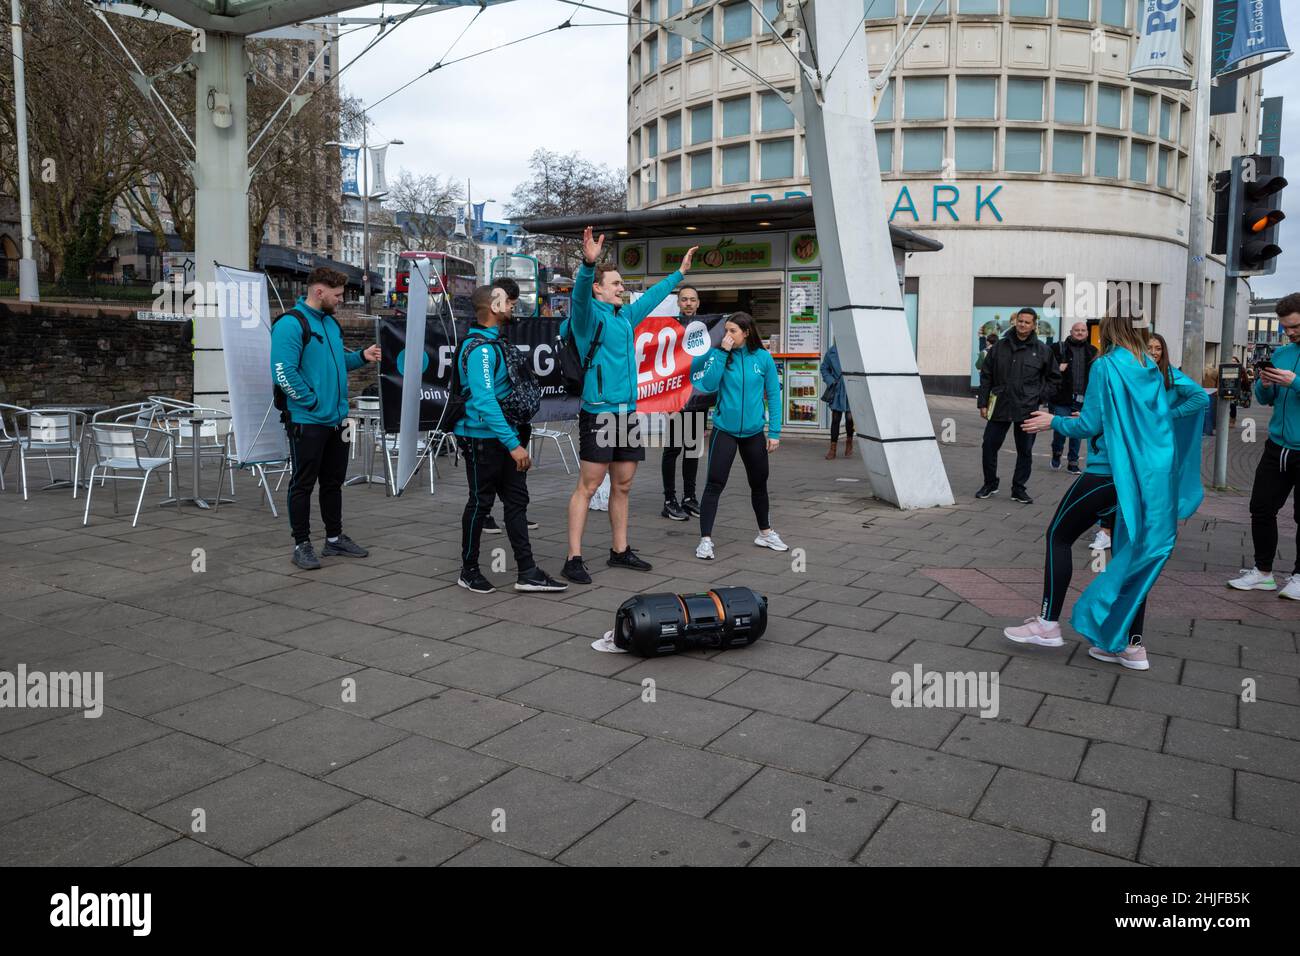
left=255, top=243, right=381, bottom=289
left=520, top=197, right=943, bottom=253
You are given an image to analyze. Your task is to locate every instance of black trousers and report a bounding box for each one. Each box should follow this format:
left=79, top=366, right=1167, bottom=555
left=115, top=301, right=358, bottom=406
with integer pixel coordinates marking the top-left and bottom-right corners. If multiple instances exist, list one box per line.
left=661, top=411, right=706, bottom=500
left=285, top=421, right=348, bottom=545
left=982, top=418, right=1036, bottom=492
left=459, top=430, right=533, bottom=575
left=699, top=430, right=769, bottom=537
left=830, top=409, right=854, bottom=443
left=1249, top=440, right=1300, bottom=574
left=1041, top=472, right=1145, bottom=641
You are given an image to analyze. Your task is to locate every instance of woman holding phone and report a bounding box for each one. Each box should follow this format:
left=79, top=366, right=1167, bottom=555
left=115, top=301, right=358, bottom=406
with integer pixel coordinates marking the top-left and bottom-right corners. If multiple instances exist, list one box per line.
left=690, top=313, right=787, bottom=560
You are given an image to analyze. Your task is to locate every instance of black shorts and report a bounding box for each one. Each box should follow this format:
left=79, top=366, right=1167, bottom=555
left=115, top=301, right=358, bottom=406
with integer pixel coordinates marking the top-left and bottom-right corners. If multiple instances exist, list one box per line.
left=579, top=409, right=647, bottom=464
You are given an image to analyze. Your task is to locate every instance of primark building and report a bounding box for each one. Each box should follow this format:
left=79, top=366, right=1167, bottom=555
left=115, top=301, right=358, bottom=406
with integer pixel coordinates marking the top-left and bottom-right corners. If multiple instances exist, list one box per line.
left=605, top=0, right=1266, bottom=423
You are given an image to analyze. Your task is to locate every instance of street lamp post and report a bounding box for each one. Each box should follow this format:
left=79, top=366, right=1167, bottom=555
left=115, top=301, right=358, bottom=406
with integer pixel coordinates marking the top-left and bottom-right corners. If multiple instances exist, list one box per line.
left=466, top=179, right=496, bottom=277
left=330, top=126, right=401, bottom=310
left=10, top=0, right=39, bottom=301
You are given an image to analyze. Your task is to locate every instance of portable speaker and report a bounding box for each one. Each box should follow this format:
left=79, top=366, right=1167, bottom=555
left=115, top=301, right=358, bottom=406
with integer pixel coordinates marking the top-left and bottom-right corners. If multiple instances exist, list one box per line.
left=612, top=587, right=768, bottom=657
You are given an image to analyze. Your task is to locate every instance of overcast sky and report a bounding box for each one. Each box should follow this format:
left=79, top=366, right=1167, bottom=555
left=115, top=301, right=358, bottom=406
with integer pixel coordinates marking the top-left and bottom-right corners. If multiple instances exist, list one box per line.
left=337, top=1, right=1298, bottom=299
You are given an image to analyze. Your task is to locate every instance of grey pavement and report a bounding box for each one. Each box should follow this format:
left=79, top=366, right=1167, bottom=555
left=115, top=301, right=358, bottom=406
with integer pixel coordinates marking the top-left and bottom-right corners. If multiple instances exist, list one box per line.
left=0, top=396, right=1298, bottom=866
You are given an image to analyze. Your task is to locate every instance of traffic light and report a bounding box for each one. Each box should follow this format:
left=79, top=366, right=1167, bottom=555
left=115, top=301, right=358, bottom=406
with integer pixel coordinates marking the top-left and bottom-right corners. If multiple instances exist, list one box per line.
left=1227, top=154, right=1287, bottom=277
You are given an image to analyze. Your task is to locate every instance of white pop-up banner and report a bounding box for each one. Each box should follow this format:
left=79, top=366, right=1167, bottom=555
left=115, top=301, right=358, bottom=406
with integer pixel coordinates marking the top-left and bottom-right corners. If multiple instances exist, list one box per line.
left=395, top=256, right=432, bottom=494
left=215, top=263, right=289, bottom=466
left=1130, top=0, right=1193, bottom=88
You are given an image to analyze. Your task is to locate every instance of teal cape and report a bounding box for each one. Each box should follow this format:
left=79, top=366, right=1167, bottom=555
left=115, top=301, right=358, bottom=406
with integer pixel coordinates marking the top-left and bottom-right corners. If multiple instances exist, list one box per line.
left=1069, top=352, right=1204, bottom=652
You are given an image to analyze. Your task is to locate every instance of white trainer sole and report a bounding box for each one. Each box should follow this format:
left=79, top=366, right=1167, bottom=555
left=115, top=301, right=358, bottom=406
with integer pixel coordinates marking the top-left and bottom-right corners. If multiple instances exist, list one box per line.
left=754, top=538, right=789, bottom=552
left=1087, top=646, right=1149, bottom=670
left=1227, top=580, right=1277, bottom=591
left=1002, top=628, right=1065, bottom=647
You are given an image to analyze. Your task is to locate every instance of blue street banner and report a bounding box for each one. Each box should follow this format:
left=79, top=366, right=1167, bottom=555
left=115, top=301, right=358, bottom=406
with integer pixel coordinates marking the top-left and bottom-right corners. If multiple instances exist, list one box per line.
left=340, top=146, right=361, bottom=196
left=472, top=202, right=486, bottom=230
left=1210, top=0, right=1238, bottom=115
left=1220, top=0, right=1292, bottom=80
left=1260, top=96, right=1283, bottom=156
left=1130, top=0, right=1192, bottom=88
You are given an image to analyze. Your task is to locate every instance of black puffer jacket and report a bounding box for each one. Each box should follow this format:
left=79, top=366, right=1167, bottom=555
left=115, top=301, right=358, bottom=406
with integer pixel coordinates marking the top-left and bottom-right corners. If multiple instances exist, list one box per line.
left=977, top=329, right=1061, bottom=422
left=1050, top=337, right=1098, bottom=406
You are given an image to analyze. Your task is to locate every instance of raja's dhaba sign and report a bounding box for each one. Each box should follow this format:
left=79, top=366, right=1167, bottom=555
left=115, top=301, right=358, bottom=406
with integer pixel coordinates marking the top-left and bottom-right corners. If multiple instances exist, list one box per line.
left=661, top=237, right=773, bottom=272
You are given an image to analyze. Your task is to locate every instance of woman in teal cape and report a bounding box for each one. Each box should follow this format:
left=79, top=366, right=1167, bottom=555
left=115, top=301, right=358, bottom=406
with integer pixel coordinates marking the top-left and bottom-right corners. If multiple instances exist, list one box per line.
left=1004, top=315, right=1206, bottom=669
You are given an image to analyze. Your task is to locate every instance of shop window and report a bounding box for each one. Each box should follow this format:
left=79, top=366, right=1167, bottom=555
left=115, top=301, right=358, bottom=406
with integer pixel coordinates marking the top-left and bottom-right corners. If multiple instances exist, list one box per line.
left=721, top=144, right=750, bottom=183
left=666, top=112, right=682, bottom=151
left=902, top=129, right=945, bottom=171
left=956, top=76, right=997, bottom=119
left=692, top=0, right=714, bottom=52
left=722, top=96, right=751, bottom=136
left=1097, top=85, right=1123, bottom=128
left=1095, top=135, right=1121, bottom=178
left=865, top=0, right=897, bottom=18
left=1007, top=77, right=1044, bottom=121
left=646, top=35, right=658, bottom=75
left=1059, top=0, right=1089, bottom=20
left=1132, top=91, right=1151, bottom=134
left=1055, top=80, right=1087, bottom=124
left=647, top=123, right=659, bottom=158
left=1159, top=99, right=1173, bottom=140
left=1100, top=0, right=1125, bottom=27
left=1005, top=129, right=1043, bottom=171
left=905, top=76, right=947, bottom=120
left=1010, top=0, right=1047, bottom=13
left=691, top=103, right=713, bottom=143
left=691, top=149, right=713, bottom=188
left=906, top=0, right=947, bottom=12
left=1157, top=147, right=1171, bottom=188
left=1130, top=141, right=1149, bottom=182
left=761, top=91, right=795, bottom=131
left=666, top=32, right=682, bottom=63
left=760, top=138, right=795, bottom=179
left=722, top=2, right=751, bottom=42
left=1053, top=131, right=1086, bottom=174
left=665, top=157, right=682, bottom=195
left=876, top=78, right=895, bottom=121
left=955, top=129, right=996, bottom=171
left=761, top=0, right=780, bottom=32
left=876, top=130, right=894, bottom=172
left=960, top=0, right=999, bottom=12
left=647, top=171, right=658, bottom=202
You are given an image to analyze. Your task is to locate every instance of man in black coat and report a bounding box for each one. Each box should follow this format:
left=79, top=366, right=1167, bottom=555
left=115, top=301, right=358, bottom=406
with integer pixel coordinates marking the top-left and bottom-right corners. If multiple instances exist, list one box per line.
left=1048, top=320, right=1098, bottom=472
left=976, top=307, right=1061, bottom=504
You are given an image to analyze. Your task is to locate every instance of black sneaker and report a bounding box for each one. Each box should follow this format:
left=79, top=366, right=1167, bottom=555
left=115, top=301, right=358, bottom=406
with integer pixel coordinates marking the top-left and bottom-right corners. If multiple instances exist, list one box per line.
left=661, top=498, right=688, bottom=521
left=292, top=541, right=321, bottom=571
left=1067, top=462, right=1081, bottom=475
left=1010, top=489, right=1033, bottom=504
left=457, top=568, right=495, bottom=593
left=562, top=556, right=592, bottom=584
left=321, top=533, right=368, bottom=558
left=515, top=566, right=569, bottom=592
left=975, top=483, right=999, bottom=499
left=681, top=496, right=701, bottom=517
left=608, top=547, right=653, bottom=571
left=526, top=518, right=540, bottom=531
left=483, top=516, right=502, bottom=534
left=1050, top=455, right=1061, bottom=471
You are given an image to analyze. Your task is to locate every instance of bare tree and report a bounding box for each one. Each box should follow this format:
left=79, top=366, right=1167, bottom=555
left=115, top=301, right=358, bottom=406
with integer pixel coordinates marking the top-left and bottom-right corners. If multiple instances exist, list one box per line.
left=505, top=149, right=626, bottom=269
left=385, top=170, right=464, bottom=251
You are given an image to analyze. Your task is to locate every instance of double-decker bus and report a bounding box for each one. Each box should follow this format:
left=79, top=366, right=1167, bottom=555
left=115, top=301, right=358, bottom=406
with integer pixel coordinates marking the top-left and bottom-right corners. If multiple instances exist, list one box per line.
left=393, top=251, right=476, bottom=316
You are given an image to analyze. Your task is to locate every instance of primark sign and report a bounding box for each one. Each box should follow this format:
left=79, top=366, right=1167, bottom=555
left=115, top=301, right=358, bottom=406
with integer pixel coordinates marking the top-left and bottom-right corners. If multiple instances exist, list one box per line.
left=752, top=184, right=1006, bottom=223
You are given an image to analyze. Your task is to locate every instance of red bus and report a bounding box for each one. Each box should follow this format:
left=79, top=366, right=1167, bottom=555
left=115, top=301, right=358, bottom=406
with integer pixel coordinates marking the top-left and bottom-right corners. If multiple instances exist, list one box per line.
left=394, top=251, right=476, bottom=315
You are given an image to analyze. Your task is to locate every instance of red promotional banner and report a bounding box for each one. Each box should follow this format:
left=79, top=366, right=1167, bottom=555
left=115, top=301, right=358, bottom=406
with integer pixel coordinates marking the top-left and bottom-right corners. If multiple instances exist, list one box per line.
left=632, top=313, right=728, bottom=414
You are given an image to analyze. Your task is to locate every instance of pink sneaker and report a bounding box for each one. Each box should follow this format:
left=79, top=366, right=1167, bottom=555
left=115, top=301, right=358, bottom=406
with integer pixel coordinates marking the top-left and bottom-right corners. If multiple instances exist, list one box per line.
left=1088, top=644, right=1150, bottom=670
left=1003, top=617, right=1064, bottom=647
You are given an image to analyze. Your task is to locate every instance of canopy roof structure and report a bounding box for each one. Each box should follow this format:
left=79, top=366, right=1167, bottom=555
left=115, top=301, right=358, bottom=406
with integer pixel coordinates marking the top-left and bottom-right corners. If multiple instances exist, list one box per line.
left=137, top=1, right=506, bottom=35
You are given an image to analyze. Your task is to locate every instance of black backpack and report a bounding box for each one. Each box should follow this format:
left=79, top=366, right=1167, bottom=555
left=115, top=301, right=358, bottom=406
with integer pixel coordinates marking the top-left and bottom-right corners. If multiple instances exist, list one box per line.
left=557, top=319, right=603, bottom=397
left=447, top=332, right=542, bottom=432
left=271, top=306, right=317, bottom=414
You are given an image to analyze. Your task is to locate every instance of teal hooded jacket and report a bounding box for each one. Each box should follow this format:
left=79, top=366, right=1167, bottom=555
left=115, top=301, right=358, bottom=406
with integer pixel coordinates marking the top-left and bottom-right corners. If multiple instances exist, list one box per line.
left=1253, top=341, right=1300, bottom=450
left=270, top=298, right=365, bottom=426
left=563, top=263, right=684, bottom=414
left=693, top=345, right=782, bottom=439
left=452, top=325, right=521, bottom=450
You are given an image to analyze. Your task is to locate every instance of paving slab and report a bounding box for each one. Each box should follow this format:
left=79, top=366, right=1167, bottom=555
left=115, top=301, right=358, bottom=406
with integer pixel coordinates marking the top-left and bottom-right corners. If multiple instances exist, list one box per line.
left=708, top=711, right=863, bottom=779
left=379, top=689, right=537, bottom=748
left=476, top=711, right=641, bottom=780
left=833, top=737, right=996, bottom=817
left=1139, top=802, right=1300, bottom=866
left=558, top=801, right=767, bottom=866
left=584, top=738, right=761, bottom=817
left=0, top=795, right=175, bottom=866
left=858, top=803, right=1050, bottom=867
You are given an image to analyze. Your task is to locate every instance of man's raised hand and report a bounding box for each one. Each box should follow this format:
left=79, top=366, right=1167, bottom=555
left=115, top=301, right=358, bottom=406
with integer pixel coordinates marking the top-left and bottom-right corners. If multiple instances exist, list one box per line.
left=582, top=226, right=605, bottom=264
left=680, top=245, right=699, bottom=273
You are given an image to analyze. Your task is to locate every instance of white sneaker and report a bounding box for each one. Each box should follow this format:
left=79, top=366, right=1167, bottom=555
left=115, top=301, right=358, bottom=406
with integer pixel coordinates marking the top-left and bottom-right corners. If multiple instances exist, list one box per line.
left=1280, top=576, right=1300, bottom=601
left=754, top=529, right=789, bottom=552
left=1227, top=568, right=1277, bottom=591
left=695, top=537, right=715, bottom=560
left=1089, top=530, right=1111, bottom=551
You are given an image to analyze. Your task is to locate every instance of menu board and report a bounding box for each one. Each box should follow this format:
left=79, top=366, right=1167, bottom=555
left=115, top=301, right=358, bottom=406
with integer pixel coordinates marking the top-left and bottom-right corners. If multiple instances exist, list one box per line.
left=784, top=359, right=822, bottom=428
left=786, top=272, right=822, bottom=354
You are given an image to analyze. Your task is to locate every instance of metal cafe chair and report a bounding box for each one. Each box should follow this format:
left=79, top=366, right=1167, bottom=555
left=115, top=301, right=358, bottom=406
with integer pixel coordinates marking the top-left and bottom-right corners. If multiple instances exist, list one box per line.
left=82, top=423, right=175, bottom=527
left=529, top=421, right=578, bottom=475
left=0, top=403, right=29, bottom=494
left=16, top=408, right=87, bottom=500
left=161, top=406, right=233, bottom=500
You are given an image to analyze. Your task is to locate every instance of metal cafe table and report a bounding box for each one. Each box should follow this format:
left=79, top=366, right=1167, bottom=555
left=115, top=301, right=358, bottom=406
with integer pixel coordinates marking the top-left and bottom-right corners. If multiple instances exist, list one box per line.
left=158, top=407, right=234, bottom=510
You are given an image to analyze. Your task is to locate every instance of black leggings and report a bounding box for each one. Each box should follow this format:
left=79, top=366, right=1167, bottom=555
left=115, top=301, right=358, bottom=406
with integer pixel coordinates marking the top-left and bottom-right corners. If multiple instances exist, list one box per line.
left=661, top=411, right=706, bottom=500
left=831, top=410, right=854, bottom=443
left=1041, top=472, right=1145, bottom=642
left=1249, top=440, right=1300, bottom=574
left=699, top=430, right=770, bottom=538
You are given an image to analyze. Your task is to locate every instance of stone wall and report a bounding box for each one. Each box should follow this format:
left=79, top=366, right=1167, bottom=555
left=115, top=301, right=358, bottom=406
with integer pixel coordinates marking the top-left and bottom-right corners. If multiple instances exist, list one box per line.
left=0, top=301, right=382, bottom=408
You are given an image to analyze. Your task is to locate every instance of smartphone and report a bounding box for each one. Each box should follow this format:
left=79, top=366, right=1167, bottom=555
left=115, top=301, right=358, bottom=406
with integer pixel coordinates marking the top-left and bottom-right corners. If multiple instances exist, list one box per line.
left=1257, top=360, right=1275, bottom=371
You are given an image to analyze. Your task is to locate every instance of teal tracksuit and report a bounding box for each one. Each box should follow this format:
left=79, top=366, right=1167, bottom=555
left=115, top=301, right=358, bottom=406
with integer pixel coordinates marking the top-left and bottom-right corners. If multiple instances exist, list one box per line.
left=452, top=325, right=521, bottom=450
left=563, top=263, right=684, bottom=414
left=694, top=346, right=782, bottom=439
left=270, top=297, right=365, bottom=426
left=1254, top=342, right=1300, bottom=450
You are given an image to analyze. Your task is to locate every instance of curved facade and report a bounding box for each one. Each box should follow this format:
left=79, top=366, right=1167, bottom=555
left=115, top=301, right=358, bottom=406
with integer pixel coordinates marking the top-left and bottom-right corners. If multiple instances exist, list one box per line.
left=627, top=0, right=1263, bottom=385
